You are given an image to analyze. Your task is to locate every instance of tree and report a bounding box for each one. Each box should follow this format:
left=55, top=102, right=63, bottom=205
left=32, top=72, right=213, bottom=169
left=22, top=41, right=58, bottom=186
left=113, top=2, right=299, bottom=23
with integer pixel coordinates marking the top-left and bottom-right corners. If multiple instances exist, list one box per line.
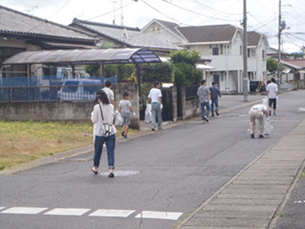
left=84, top=64, right=100, bottom=76
left=267, top=58, right=278, bottom=74
left=169, top=49, right=202, bottom=85
left=289, top=52, right=303, bottom=59
left=84, top=64, right=136, bottom=80
left=105, top=64, right=135, bottom=81
left=141, top=62, right=174, bottom=83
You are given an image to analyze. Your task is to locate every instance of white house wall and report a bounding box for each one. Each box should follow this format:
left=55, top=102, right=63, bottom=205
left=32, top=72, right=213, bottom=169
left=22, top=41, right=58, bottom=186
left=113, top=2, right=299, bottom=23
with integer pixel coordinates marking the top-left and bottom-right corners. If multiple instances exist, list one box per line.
left=141, top=22, right=184, bottom=44
left=247, top=41, right=267, bottom=81
left=184, top=33, right=244, bottom=93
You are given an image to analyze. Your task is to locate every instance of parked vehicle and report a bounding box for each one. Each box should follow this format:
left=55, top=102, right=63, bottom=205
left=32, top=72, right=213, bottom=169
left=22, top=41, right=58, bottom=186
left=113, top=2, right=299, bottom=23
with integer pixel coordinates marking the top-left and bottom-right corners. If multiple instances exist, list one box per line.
left=58, top=79, right=101, bottom=101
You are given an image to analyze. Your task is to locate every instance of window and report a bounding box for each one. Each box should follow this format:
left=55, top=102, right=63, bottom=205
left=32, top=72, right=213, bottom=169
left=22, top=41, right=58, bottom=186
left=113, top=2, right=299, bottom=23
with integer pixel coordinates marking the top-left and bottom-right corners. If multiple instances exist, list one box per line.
left=262, top=50, right=266, bottom=59
left=212, top=47, right=219, bottom=55
left=62, top=81, right=79, bottom=93
left=248, top=49, right=255, bottom=58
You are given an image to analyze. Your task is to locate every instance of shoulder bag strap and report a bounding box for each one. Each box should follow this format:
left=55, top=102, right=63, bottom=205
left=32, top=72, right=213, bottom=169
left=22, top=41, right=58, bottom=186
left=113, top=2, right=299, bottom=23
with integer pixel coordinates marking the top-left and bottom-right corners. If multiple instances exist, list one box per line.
left=98, top=103, right=104, bottom=121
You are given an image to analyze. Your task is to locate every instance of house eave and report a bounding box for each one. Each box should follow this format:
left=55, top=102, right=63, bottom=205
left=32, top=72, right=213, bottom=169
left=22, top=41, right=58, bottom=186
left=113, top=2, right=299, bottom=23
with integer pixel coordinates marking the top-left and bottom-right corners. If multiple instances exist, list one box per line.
left=178, top=41, right=231, bottom=46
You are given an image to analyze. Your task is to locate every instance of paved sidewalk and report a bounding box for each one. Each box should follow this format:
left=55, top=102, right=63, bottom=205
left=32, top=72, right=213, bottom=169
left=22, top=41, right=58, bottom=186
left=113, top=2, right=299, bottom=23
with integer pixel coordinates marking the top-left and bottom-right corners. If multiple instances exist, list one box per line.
left=176, top=118, right=305, bottom=229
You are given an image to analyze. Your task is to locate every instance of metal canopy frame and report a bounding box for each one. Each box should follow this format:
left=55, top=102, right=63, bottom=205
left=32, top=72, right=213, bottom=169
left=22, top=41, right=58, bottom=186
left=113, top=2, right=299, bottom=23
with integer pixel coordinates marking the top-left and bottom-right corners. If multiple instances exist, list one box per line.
left=3, top=48, right=162, bottom=65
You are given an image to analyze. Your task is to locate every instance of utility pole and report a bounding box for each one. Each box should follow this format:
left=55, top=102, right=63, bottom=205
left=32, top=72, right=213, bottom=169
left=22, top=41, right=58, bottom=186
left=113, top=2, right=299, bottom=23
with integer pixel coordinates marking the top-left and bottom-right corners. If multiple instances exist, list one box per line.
left=243, top=0, right=248, bottom=101
left=277, top=0, right=282, bottom=90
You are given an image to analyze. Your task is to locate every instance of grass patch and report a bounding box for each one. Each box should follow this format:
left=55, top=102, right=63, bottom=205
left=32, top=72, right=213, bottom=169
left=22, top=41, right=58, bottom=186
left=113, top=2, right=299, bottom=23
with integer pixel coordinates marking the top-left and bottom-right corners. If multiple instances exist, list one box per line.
left=0, top=121, right=133, bottom=170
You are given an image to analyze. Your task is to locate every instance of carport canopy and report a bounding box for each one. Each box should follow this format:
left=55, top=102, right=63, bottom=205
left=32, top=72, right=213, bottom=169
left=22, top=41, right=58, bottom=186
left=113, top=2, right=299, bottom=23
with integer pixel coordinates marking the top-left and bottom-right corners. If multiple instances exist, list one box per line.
left=3, top=48, right=162, bottom=65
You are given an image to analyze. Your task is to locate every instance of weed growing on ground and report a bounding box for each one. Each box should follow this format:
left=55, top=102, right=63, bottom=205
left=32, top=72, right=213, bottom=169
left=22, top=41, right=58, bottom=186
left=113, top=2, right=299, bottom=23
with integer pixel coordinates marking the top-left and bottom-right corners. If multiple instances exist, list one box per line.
left=0, top=121, right=97, bottom=170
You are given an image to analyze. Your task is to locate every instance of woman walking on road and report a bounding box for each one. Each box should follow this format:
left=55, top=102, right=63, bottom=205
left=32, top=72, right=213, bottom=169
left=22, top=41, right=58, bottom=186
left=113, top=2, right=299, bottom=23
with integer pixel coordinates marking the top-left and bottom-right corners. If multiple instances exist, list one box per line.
left=91, top=90, right=117, bottom=178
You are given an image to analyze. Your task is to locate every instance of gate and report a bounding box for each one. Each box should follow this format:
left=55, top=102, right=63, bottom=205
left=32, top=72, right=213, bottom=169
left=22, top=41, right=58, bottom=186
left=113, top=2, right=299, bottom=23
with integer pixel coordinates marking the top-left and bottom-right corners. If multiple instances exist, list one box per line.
left=161, top=88, right=173, bottom=121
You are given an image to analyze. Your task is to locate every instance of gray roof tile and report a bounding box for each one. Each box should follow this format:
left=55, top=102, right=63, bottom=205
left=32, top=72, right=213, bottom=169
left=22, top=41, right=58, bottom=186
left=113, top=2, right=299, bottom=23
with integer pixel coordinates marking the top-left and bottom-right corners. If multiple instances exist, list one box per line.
left=0, top=5, right=96, bottom=41
left=71, top=19, right=181, bottom=50
left=177, top=24, right=238, bottom=43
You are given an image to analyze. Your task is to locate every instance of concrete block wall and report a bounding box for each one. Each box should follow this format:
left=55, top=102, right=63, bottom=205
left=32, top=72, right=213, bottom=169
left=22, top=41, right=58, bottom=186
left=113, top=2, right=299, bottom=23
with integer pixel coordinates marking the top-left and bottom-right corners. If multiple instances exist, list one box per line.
left=0, top=83, right=141, bottom=129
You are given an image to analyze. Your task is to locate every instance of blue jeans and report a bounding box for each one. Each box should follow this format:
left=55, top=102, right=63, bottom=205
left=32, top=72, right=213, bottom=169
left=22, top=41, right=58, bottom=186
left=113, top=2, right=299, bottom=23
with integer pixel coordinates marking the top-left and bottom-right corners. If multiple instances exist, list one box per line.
left=93, top=134, right=116, bottom=169
left=211, top=99, right=219, bottom=115
left=151, top=102, right=162, bottom=128
left=201, top=101, right=211, bottom=120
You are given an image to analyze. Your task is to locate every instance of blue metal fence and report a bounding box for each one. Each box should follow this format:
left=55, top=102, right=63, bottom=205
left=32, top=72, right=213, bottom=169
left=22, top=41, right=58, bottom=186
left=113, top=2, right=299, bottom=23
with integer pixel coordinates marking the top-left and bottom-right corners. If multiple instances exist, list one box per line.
left=0, top=75, right=118, bottom=102
left=0, top=75, right=118, bottom=87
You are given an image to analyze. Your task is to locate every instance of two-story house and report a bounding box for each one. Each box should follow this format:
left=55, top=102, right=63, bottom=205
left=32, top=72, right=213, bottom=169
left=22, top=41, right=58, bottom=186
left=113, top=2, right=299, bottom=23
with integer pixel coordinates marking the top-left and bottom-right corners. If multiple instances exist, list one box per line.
left=141, top=20, right=269, bottom=93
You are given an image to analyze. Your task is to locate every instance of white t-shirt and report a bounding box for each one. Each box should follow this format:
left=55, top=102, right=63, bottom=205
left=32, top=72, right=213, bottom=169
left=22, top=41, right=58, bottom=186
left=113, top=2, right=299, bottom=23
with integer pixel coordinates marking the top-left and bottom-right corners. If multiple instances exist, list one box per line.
left=102, top=87, right=114, bottom=101
left=91, top=103, right=117, bottom=136
left=148, top=88, right=162, bottom=103
left=250, top=104, right=267, bottom=113
left=266, top=83, right=278, bottom=99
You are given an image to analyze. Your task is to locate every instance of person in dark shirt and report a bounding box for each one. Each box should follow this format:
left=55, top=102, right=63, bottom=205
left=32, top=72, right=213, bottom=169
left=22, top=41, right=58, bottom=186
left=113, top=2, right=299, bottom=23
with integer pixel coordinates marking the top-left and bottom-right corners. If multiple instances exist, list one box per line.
left=209, top=82, right=222, bottom=117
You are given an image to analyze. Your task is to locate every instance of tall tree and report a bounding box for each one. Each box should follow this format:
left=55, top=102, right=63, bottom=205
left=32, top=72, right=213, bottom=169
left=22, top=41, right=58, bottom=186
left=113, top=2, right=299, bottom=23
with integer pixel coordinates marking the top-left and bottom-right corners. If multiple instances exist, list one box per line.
left=169, top=49, right=202, bottom=85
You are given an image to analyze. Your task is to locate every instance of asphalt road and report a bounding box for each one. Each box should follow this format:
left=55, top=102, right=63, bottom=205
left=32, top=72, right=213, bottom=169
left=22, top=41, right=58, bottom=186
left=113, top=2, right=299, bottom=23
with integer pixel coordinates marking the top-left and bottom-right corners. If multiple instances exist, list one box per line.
left=1, top=90, right=304, bottom=229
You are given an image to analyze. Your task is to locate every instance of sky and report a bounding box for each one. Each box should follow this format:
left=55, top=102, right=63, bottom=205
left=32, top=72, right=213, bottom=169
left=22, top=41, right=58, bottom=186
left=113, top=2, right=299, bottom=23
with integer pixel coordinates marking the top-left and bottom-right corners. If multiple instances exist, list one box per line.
left=1, top=0, right=304, bottom=53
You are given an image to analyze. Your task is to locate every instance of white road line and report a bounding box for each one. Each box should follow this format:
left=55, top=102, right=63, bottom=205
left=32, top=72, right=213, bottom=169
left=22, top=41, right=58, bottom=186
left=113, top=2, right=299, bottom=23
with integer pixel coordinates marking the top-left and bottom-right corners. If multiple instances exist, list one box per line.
left=0, top=206, right=184, bottom=220
left=44, top=208, right=90, bottom=216
left=1, top=207, right=48, bottom=214
left=135, top=211, right=183, bottom=220
left=89, top=209, right=135, bottom=218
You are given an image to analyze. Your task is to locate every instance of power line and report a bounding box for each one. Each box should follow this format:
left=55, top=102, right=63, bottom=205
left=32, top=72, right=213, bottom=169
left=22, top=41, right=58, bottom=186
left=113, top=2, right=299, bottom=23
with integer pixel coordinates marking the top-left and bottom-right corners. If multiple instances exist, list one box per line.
left=191, top=0, right=242, bottom=16
left=163, top=0, right=240, bottom=22
left=85, top=1, right=135, bottom=21
left=141, top=0, right=186, bottom=25
left=48, top=0, right=72, bottom=20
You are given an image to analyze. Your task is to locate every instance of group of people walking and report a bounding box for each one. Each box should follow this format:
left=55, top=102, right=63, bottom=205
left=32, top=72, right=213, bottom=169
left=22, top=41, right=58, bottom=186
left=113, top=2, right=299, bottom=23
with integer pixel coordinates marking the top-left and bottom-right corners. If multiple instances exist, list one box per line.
left=197, top=80, right=222, bottom=122
left=90, top=80, right=163, bottom=178
left=197, top=78, right=279, bottom=139
left=91, top=77, right=278, bottom=177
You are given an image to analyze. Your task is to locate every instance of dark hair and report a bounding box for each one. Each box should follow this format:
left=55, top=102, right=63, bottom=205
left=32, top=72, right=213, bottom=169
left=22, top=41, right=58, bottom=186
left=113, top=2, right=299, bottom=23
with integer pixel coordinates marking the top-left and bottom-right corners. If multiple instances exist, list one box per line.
left=212, top=82, right=216, bottom=85
left=105, top=80, right=112, bottom=87
left=271, top=78, right=276, bottom=83
left=123, top=91, right=129, bottom=98
left=95, top=90, right=109, bottom=105
left=154, top=81, right=160, bottom=87
left=201, top=80, right=206, bottom=85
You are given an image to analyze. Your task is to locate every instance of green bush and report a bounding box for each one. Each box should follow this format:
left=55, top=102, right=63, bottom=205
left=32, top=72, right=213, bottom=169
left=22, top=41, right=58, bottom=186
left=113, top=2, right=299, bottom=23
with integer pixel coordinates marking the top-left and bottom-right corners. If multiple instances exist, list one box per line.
left=141, top=62, right=174, bottom=83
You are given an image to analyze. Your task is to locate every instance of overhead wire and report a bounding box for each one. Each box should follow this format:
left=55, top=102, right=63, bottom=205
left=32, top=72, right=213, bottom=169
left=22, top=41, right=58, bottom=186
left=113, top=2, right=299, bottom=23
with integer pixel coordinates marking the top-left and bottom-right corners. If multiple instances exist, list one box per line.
left=191, top=0, right=242, bottom=16
left=163, top=0, right=241, bottom=22
left=85, top=1, right=136, bottom=22
left=141, top=0, right=186, bottom=25
left=48, top=0, right=72, bottom=20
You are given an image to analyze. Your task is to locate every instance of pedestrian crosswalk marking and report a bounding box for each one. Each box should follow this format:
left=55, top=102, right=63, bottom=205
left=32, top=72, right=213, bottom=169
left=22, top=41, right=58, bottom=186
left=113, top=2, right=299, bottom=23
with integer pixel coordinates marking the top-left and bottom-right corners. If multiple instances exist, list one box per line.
left=89, top=209, right=135, bottom=218
left=0, top=207, right=183, bottom=220
left=1, top=207, right=48, bottom=214
left=135, top=211, right=183, bottom=220
left=44, top=208, right=90, bottom=216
